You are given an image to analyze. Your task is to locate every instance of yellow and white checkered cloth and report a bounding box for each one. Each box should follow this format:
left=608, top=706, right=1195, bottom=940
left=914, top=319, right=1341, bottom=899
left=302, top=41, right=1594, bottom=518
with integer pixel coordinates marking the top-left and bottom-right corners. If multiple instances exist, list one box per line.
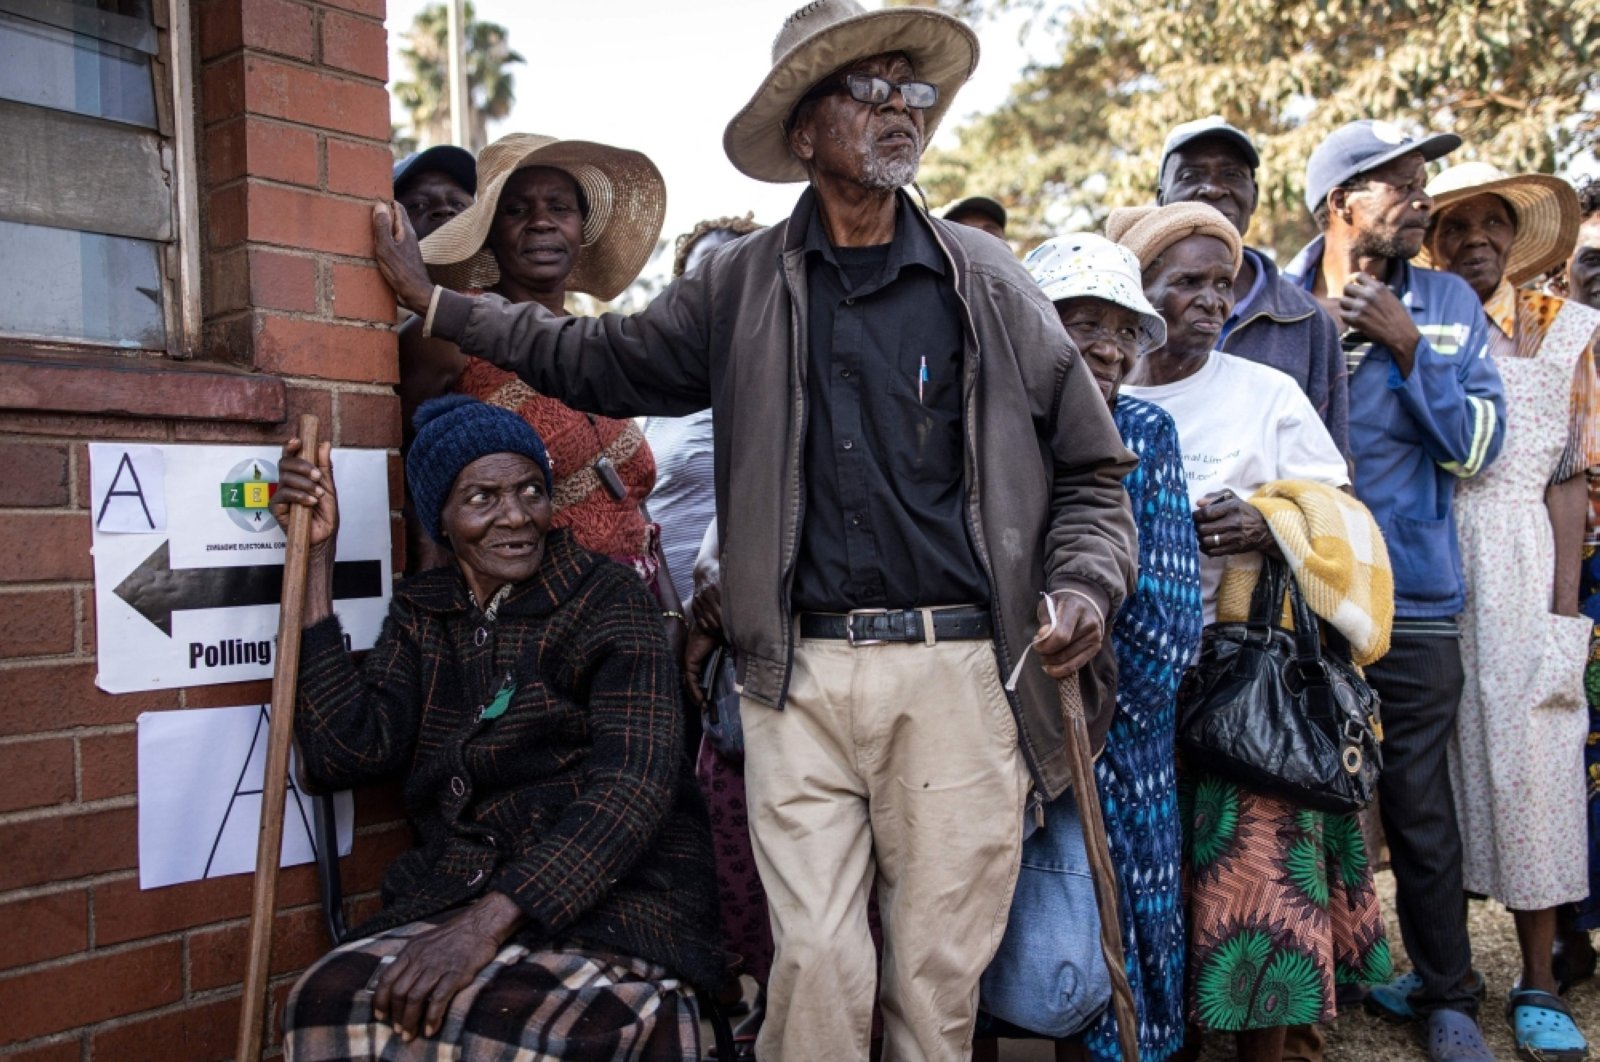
left=1215, top=480, right=1394, bottom=666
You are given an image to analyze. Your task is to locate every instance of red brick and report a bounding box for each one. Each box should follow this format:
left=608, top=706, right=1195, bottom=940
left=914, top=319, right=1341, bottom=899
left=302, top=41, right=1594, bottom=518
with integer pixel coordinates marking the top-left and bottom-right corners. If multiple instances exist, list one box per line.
left=79, top=586, right=95, bottom=655
left=179, top=678, right=275, bottom=709
left=0, top=512, right=91, bottom=582
left=80, top=727, right=137, bottom=802
left=0, top=737, right=75, bottom=813
left=0, top=662, right=177, bottom=738
left=212, top=119, right=321, bottom=189
left=0, top=589, right=75, bottom=658
left=243, top=0, right=315, bottom=60
left=0, top=442, right=70, bottom=507
left=0, top=890, right=88, bottom=971
left=326, top=137, right=392, bottom=199
left=0, top=411, right=169, bottom=443
left=247, top=182, right=372, bottom=257
left=188, top=903, right=330, bottom=991
left=93, top=864, right=325, bottom=947
left=320, top=9, right=387, bottom=81
left=334, top=390, right=399, bottom=448
left=199, top=54, right=246, bottom=128
left=317, top=0, right=384, bottom=18
left=342, top=820, right=412, bottom=893
left=2, top=1039, right=81, bottom=1062
left=208, top=182, right=249, bottom=250
left=330, top=262, right=396, bottom=325
left=94, top=873, right=252, bottom=946
left=0, top=805, right=137, bottom=892
left=242, top=56, right=390, bottom=140
left=252, top=249, right=320, bottom=313
left=172, top=385, right=333, bottom=445
left=197, top=0, right=243, bottom=60
left=0, top=940, right=181, bottom=1042
left=206, top=246, right=251, bottom=316
left=254, top=316, right=398, bottom=384
left=89, top=994, right=239, bottom=1062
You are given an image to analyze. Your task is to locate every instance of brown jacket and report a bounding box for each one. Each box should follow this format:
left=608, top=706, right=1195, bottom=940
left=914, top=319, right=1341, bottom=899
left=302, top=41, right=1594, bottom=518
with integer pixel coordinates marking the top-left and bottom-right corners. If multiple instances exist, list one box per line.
left=431, top=188, right=1137, bottom=800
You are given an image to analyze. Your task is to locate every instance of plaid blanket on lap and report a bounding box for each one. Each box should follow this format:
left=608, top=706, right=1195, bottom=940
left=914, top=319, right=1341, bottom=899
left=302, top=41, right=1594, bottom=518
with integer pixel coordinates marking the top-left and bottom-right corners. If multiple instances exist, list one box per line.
left=1216, top=479, right=1394, bottom=666
left=284, top=918, right=700, bottom=1062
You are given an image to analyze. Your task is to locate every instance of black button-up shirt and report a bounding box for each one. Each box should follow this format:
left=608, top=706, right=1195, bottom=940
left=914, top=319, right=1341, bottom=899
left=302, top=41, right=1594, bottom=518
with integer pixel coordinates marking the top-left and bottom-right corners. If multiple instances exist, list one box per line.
left=790, top=196, right=989, bottom=614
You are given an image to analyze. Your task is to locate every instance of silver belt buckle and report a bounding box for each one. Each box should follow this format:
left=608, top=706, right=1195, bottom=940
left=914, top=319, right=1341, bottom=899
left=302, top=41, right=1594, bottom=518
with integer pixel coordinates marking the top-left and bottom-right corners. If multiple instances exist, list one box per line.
left=845, top=608, right=889, bottom=646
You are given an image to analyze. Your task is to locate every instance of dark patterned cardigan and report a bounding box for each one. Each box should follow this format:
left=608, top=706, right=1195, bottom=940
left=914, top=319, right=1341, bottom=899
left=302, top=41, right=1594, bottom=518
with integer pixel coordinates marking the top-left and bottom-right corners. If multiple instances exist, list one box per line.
left=294, top=528, right=723, bottom=990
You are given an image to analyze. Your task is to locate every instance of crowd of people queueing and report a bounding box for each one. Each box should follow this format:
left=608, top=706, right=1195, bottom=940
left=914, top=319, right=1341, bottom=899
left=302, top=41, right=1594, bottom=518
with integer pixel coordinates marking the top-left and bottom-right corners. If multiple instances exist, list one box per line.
left=261, top=1, right=1600, bottom=1060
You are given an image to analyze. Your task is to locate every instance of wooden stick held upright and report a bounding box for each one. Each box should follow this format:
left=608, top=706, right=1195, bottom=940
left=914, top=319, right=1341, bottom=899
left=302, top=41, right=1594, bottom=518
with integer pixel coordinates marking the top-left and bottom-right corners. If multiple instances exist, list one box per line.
left=1058, top=672, right=1141, bottom=1061
left=236, top=413, right=321, bottom=1062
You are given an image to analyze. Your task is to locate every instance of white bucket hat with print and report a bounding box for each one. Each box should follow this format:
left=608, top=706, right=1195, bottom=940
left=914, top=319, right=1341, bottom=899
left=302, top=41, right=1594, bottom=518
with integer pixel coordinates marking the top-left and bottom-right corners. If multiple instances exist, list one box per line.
left=1024, top=233, right=1168, bottom=353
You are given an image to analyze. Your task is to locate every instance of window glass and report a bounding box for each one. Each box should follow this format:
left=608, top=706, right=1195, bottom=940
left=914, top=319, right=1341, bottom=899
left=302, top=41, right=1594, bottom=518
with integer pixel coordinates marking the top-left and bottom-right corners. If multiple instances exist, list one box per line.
left=0, top=220, right=166, bottom=349
left=0, top=10, right=157, bottom=128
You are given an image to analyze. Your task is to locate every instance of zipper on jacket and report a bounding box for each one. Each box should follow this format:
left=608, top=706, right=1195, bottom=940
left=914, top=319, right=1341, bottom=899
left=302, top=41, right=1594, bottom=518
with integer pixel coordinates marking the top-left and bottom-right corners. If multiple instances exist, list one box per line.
left=773, top=242, right=811, bottom=707
left=1030, top=789, right=1045, bottom=828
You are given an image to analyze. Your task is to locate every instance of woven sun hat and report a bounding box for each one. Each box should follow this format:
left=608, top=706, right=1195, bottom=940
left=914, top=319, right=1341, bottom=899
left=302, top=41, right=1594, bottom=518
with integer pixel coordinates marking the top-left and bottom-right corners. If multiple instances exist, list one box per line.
left=1415, top=161, right=1581, bottom=286
left=723, top=0, right=979, bottom=184
left=418, top=133, right=666, bottom=301
left=1024, top=233, right=1167, bottom=353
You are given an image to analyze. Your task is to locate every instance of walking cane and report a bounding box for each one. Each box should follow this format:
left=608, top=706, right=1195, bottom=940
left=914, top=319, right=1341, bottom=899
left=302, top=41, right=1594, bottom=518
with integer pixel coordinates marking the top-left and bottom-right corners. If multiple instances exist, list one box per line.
left=1058, top=671, right=1141, bottom=1061
left=235, top=414, right=321, bottom=1062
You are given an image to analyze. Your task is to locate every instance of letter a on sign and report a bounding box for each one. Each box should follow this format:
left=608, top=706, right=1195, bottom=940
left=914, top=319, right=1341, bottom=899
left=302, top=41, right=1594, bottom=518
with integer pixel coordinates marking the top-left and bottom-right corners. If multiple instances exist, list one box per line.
left=91, top=445, right=167, bottom=534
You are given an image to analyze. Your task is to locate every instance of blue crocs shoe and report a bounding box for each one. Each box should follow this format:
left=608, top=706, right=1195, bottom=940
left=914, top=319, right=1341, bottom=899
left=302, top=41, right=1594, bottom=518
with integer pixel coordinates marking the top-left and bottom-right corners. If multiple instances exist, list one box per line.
left=1423, top=1009, right=1495, bottom=1062
left=1508, top=987, right=1590, bottom=1062
left=1366, top=969, right=1488, bottom=1024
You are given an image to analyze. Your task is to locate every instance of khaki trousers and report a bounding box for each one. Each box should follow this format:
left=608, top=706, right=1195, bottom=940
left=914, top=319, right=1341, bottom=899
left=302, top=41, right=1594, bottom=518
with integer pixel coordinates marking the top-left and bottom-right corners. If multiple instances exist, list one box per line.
left=743, top=636, right=1030, bottom=1061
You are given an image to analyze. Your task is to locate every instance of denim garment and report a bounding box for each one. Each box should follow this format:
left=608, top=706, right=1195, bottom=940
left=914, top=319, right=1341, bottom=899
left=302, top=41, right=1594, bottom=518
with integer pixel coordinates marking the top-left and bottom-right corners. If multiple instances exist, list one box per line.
left=980, top=793, right=1112, bottom=1038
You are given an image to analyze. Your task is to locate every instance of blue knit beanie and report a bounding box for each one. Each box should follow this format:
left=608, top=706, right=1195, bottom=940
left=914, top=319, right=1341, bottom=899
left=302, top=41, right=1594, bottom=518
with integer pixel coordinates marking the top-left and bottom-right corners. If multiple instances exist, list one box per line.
left=406, top=395, right=554, bottom=544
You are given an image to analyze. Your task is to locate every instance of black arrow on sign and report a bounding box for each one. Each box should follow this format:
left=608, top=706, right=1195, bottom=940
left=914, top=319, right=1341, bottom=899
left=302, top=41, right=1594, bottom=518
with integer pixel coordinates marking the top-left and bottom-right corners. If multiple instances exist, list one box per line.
left=113, top=540, right=383, bottom=636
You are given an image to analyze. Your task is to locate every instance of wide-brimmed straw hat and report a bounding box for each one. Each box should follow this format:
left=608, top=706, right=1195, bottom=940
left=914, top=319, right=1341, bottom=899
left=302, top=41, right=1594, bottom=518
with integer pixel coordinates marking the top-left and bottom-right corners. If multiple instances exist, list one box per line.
left=419, top=133, right=665, bottom=301
left=723, top=0, right=979, bottom=184
left=1416, top=162, right=1581, bottom=286
left=1024, top=233, right=1167, bottom=354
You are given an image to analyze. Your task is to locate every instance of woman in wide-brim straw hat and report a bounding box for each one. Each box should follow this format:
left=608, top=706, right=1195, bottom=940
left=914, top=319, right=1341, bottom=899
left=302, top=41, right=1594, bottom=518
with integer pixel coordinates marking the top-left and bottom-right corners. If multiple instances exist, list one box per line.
left=396, top=133, right=688, bottom=641
left=1420, top=162, right=1600, bottom=1062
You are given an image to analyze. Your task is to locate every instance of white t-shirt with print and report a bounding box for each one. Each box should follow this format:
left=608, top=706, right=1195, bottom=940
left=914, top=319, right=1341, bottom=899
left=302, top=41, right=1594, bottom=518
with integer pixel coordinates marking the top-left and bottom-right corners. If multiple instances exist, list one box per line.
left=1122, top=351, right=1350, bottom=621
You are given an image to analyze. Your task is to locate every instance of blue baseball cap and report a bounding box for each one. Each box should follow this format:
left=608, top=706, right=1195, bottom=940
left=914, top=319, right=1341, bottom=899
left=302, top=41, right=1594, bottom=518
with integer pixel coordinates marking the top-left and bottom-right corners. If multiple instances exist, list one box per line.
left=1304, top=119, right=1460, bottom=215
left=393, top=144, right=478, bottom=197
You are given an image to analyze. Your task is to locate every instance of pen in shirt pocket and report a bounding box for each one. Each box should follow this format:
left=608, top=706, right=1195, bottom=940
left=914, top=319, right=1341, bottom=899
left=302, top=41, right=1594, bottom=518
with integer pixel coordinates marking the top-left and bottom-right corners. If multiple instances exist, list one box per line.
left=918, top=355, right=928, bottom=403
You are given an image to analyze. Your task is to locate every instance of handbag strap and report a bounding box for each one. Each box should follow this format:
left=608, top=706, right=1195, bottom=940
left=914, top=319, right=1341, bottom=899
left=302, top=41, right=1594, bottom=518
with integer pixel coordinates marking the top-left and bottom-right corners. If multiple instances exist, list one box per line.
left=1282, top=561, right=1326, bottom=670
left=1246, top=556, right=1289, bottom=634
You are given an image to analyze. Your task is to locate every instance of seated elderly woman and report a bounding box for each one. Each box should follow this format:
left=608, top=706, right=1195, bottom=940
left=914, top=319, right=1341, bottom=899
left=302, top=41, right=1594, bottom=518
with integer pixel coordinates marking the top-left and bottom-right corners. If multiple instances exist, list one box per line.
left=975, top=234, right=1203, bottom=1062
left=1109, top=202, right=1391, bottom=1062
left=274, top=395, right=721, bottom=1061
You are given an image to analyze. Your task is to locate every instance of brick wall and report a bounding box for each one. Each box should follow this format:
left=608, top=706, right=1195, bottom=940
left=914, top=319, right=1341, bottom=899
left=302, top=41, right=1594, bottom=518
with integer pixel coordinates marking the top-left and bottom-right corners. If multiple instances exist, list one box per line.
left=0, top=1, right=405, bottom=1056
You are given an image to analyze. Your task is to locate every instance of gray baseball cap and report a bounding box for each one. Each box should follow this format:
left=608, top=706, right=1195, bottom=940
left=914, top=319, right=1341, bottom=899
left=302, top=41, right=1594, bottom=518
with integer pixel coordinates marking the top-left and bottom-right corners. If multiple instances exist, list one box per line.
left=1304, top=119, right=1460, bottom=214
left=1160, top=115, right=1260, bottom=181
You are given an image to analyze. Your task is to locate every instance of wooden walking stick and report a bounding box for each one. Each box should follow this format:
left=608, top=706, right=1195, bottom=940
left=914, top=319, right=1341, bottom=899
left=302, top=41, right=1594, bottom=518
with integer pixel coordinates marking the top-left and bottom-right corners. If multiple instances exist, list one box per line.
left=235, top=413, right=321, bottom=1062
left=1058, top=671, right=1141, bottom=1061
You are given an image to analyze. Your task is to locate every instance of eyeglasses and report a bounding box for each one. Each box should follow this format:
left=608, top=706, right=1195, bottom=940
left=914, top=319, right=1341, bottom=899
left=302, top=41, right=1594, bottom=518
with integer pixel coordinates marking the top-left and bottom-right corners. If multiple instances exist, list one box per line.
left=822, top=74, right=939, bottom=110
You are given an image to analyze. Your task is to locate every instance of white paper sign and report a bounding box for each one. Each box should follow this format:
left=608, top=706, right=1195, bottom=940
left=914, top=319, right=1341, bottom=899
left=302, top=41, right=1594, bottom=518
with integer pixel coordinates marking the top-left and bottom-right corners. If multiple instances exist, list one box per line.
left=91, top=443, right=392, bottom=693
left=137, top=705, right=354, bottom=890
left=91, top=444, right=168, bottom=533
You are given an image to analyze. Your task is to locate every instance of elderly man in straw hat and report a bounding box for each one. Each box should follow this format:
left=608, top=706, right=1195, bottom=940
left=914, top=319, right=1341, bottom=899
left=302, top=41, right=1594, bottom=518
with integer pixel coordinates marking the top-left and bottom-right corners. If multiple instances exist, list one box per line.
left=1420, top=161, right=1600, bottom=1062
left=372, top=1, right=1137, bottom=1058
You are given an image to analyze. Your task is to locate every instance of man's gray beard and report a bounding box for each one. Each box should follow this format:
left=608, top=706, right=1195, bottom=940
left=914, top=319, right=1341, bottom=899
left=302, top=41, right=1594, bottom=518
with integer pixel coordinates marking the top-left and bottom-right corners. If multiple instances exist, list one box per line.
left=859, top=153, right=920, bottom=190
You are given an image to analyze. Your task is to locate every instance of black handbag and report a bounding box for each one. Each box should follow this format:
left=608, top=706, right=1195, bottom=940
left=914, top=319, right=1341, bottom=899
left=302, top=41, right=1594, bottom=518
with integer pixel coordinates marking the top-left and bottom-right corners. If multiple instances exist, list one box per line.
left=698, top=642, right=744, bottom=762
left=1176, top=557, right=1382, bottom=814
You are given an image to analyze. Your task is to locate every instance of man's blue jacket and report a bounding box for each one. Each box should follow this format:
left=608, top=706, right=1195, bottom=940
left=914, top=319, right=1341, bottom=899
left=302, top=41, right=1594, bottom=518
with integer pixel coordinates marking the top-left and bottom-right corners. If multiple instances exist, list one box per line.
left=1286, top=237, right=1506, bottom=619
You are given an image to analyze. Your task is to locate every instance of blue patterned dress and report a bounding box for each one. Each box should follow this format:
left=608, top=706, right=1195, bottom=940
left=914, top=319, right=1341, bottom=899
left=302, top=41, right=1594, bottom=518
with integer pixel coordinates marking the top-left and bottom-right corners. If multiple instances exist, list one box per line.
left=1081, top=396, right=1205, bottom=1060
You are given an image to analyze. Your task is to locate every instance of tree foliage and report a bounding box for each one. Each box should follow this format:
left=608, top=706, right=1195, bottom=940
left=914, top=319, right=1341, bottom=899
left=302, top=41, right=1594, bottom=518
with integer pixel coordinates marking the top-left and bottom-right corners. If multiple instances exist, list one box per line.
left=392, top=1, right=523, bottom=154
left=914, top=0, right=1600, bottom=255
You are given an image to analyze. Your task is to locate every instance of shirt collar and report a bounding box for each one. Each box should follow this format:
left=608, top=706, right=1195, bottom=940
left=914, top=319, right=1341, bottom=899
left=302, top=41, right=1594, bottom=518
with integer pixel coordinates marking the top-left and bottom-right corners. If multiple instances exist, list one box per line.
left=1287, top=234, right=1424, bottom=310
left=1484, top=279, right=1516, bottom=337
left=1226, top=248, right=1271, bottom=322
left=803, top=190, right=946, bottom=281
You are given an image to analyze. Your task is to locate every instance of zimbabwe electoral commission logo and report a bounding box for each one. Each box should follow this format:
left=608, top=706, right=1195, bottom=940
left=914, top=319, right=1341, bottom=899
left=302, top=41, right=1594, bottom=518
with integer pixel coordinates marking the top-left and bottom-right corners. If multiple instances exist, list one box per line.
left=219, top=458, right=278, bottom=532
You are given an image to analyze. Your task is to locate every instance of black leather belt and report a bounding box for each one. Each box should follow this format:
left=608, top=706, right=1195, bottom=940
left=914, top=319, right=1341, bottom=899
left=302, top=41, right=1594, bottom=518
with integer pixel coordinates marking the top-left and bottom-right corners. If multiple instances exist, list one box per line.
left=798, top=606, right=992, bottom=645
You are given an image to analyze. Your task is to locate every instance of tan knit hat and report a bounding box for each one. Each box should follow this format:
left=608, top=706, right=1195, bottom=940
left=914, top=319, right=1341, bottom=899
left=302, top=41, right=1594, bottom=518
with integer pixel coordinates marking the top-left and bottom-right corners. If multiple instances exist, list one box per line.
left=1416, top=162, right=1580, bottom=286
left=723, top=0, right=979, bottom=184
left=419, top=133, right=665, bottom=301
left=1104, top=202, right=1243, bottom=275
